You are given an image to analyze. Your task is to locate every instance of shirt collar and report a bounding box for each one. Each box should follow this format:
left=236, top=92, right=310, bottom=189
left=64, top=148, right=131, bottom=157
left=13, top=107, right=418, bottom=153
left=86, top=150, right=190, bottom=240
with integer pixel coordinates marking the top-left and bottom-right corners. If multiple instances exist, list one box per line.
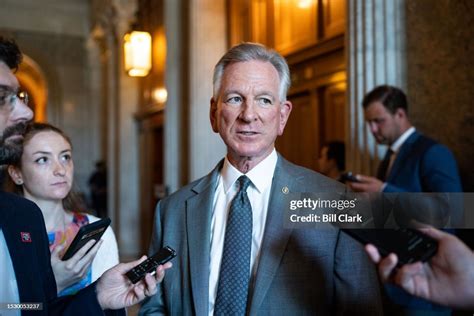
left=391, top=127, right=416, bottom=153
left=221, top=149, right=278, bottom=194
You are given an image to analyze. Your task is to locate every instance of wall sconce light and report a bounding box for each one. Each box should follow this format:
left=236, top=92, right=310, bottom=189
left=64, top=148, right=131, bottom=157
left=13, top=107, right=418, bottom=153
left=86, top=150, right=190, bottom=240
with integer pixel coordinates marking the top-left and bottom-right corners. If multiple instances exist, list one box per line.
left=153, top=87, right=168, bottom=104
left=297, top=0, right=312, bottom=9
left=124, top=31, right=152, bottom=77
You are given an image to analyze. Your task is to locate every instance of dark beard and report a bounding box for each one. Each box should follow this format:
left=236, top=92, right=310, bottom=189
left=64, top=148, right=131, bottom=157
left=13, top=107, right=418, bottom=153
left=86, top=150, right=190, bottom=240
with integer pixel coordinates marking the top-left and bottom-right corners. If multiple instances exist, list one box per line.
left=0, top=122, right=27, bottom=165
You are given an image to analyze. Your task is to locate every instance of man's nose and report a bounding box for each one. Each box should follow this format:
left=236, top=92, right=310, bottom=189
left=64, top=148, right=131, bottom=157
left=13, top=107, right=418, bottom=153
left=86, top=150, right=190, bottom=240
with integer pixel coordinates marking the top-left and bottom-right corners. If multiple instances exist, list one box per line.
left=240, top=101, right=257, bottom=122
left=13, top=99, right=34, bottom=123
left=368, top=122, right=378, bottom=134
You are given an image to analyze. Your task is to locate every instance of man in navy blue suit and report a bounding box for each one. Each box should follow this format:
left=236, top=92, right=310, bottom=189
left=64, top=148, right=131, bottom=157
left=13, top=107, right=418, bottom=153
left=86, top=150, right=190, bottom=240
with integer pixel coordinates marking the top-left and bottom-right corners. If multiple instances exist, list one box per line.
left=0, top=36, right=171, bottom=315
left=348, top=85, right=463, bottom=315
left=348, top=85, right=462, bottom=193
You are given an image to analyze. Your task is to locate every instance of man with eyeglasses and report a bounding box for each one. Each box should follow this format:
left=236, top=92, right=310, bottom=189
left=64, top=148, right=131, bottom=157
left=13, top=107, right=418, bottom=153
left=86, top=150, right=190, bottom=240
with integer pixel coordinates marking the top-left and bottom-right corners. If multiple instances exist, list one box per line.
left=0, top=87, right=29, bottom=107
left=0, top=36, right=171, bottom=315
left=0, top=43, right=33, bottom=166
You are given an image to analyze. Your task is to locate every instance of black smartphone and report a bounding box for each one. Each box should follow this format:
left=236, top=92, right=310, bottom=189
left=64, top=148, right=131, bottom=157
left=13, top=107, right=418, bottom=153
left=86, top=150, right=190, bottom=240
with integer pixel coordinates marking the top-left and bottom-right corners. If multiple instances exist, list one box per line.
left=344, top=228, right=438, bottom=266
left=125, top=246, right=177, bottom=284
left=62, top=218, right=111, bottom=261
left=341, top=171, right=360, bottom=183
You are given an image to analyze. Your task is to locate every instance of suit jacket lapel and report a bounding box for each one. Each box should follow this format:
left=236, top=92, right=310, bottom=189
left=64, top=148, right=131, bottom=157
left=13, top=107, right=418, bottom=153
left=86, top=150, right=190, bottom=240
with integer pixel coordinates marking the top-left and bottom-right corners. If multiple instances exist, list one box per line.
left=186, top=161, right=222, bottom=316
left=248, top=156, right=299, bottom=314
left=1, top=195, right=41, bottom=302
left=387, top=131, right=419, bottom=182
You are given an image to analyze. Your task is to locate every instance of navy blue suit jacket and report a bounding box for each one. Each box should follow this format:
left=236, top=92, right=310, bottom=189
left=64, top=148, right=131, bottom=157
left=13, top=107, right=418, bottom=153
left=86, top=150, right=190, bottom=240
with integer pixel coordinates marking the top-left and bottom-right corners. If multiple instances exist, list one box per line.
left=384, top=131, right=462, bottom=193
left=0, top=191, right=123, bottom=315
left=380, top=132, right=462, bottom=313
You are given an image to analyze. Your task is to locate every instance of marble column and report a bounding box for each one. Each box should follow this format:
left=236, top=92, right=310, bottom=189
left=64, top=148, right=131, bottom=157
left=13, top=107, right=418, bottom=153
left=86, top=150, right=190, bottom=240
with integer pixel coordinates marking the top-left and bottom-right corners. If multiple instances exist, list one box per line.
left=164, top=0, right=184, bottom=193
left=346, top=0, right=406, bottom=175
left=187, top=0, right=227, bottom=181
left=90, top=0, right=140, bottom=258
left=114, top=0, right=141, bottom=258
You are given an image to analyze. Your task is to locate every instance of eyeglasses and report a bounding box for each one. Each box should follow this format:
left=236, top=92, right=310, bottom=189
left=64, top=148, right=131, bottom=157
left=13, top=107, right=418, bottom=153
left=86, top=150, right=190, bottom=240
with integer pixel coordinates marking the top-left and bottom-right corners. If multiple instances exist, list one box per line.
left=0, top=86, right=29, bottom=106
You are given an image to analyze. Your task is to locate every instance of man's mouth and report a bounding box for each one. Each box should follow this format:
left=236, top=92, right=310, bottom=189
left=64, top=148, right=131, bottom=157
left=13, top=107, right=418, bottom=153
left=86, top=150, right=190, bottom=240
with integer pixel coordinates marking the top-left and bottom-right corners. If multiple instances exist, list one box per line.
left=4, top=134, right=23, bottom=144
left=1, top=122, right=28, bottom=143
left=237, top=131, right=259, bottom=136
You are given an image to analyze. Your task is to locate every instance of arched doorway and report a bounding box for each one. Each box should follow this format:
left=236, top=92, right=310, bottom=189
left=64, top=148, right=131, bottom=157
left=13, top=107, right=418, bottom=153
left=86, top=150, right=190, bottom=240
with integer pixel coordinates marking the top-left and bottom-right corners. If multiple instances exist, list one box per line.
left=15, top=55, right=48, bottom=122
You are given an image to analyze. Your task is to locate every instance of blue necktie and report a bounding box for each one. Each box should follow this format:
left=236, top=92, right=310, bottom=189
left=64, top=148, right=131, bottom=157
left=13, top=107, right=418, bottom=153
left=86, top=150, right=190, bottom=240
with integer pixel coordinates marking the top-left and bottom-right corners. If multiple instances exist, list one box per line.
left=215, top=175, right=252, bottom=315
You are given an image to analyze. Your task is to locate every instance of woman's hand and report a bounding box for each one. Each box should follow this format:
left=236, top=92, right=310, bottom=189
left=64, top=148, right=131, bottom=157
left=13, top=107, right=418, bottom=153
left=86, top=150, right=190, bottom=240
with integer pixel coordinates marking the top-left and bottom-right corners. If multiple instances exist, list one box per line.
left=50, top=239, right=103, bottom=293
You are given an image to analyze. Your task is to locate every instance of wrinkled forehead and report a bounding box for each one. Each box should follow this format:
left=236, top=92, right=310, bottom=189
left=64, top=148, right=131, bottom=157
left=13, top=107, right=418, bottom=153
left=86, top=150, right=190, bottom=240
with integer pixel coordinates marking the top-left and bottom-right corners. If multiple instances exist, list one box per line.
left=220, top=61, right=280, bottom=92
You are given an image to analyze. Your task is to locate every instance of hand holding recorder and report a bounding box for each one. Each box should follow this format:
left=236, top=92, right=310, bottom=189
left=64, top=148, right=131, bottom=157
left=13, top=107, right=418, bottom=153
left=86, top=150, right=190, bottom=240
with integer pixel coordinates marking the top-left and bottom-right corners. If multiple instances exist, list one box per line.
left=96, top=246, right=176, bottom=310
left=365, top=227, right=474, bottom=310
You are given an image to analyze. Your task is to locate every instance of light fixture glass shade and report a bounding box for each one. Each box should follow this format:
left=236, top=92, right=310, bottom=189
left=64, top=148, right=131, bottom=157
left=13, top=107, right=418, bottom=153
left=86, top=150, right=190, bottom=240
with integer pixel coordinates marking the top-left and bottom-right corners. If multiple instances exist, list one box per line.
left=297, top=0, right=312, bottom=9
left=153, top=87, right=168, bottom=104
left=124, top=31, right=152, bottom=77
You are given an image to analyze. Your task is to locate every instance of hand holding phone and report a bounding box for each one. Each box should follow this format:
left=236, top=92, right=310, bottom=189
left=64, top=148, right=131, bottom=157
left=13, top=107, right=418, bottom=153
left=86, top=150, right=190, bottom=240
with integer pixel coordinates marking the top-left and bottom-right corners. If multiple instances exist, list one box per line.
left=341, top=171, right=360, bottom=183
left=126, top=246, right=177, bottom=284
left=51, top=239, right=103, bottom=292
left=62, top=218, right=111, bottom=261
left=344, top=228, right=438, bottom=266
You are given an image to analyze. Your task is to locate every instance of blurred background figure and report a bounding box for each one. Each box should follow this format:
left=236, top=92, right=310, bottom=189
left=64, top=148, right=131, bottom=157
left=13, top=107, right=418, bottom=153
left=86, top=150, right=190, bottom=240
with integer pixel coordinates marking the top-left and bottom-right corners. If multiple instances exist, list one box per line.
left=317, top=141, right=345, bottom=182
left=348, top=85, right=462, bottom=194
left=7, top=122, right=119, bottom=296
left=88, top=160, right=108, bottom=218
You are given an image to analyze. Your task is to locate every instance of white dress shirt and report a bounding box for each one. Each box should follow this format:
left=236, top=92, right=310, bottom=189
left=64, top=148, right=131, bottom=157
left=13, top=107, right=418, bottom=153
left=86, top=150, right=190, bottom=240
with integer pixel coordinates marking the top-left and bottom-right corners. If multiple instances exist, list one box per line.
left=0, top=229, right=20, bottom=316
left=390, top=126, right=416, bottom=154
left=208, top=149, right=277, bottom=315
left=381, top=127, right=416, bottom=190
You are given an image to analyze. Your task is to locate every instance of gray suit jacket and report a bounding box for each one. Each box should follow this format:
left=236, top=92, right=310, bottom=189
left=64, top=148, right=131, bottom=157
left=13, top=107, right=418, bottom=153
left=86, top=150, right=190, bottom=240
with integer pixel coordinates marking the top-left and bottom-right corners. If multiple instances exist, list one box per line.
left=139, top=155, right=382, bottom=315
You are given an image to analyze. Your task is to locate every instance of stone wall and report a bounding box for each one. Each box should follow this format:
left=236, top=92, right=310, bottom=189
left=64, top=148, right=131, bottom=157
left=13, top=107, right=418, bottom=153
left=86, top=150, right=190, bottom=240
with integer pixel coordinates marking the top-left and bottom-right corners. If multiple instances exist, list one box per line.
left=406, top=0, right=474, bottom=190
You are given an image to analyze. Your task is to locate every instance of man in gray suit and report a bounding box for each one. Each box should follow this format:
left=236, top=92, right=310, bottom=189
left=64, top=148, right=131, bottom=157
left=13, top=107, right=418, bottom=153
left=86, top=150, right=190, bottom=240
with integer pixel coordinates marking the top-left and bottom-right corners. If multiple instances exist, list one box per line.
left=139, top=43, right=382, bottom=315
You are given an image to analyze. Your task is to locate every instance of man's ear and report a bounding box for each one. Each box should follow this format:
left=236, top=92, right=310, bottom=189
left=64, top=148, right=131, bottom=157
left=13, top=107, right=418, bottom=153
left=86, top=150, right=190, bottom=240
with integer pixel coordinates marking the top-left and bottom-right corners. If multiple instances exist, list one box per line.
left=8, top=165, right=24, bottom=185
left=395, top=108, right=407, bottom=119
left=210, top=97, right=219, bottom=133
left=278, top=100, right=293, bottom=136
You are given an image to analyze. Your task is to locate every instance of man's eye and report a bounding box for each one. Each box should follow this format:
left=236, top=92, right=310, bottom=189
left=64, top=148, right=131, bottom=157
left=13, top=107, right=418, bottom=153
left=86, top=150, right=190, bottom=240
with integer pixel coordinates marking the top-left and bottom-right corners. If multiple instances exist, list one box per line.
left=226, top=96, right=242, bottom=104
left=257, top=98, right=273, bottom=107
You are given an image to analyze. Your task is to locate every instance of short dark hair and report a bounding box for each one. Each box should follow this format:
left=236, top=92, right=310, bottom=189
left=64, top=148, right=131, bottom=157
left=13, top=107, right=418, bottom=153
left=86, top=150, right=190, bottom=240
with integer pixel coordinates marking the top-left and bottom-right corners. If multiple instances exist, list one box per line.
left=325, top=141, right=345, bottom=171
left=362, top=85, right=408, bottom=115
left=0, top=36, right=22, bottom=70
